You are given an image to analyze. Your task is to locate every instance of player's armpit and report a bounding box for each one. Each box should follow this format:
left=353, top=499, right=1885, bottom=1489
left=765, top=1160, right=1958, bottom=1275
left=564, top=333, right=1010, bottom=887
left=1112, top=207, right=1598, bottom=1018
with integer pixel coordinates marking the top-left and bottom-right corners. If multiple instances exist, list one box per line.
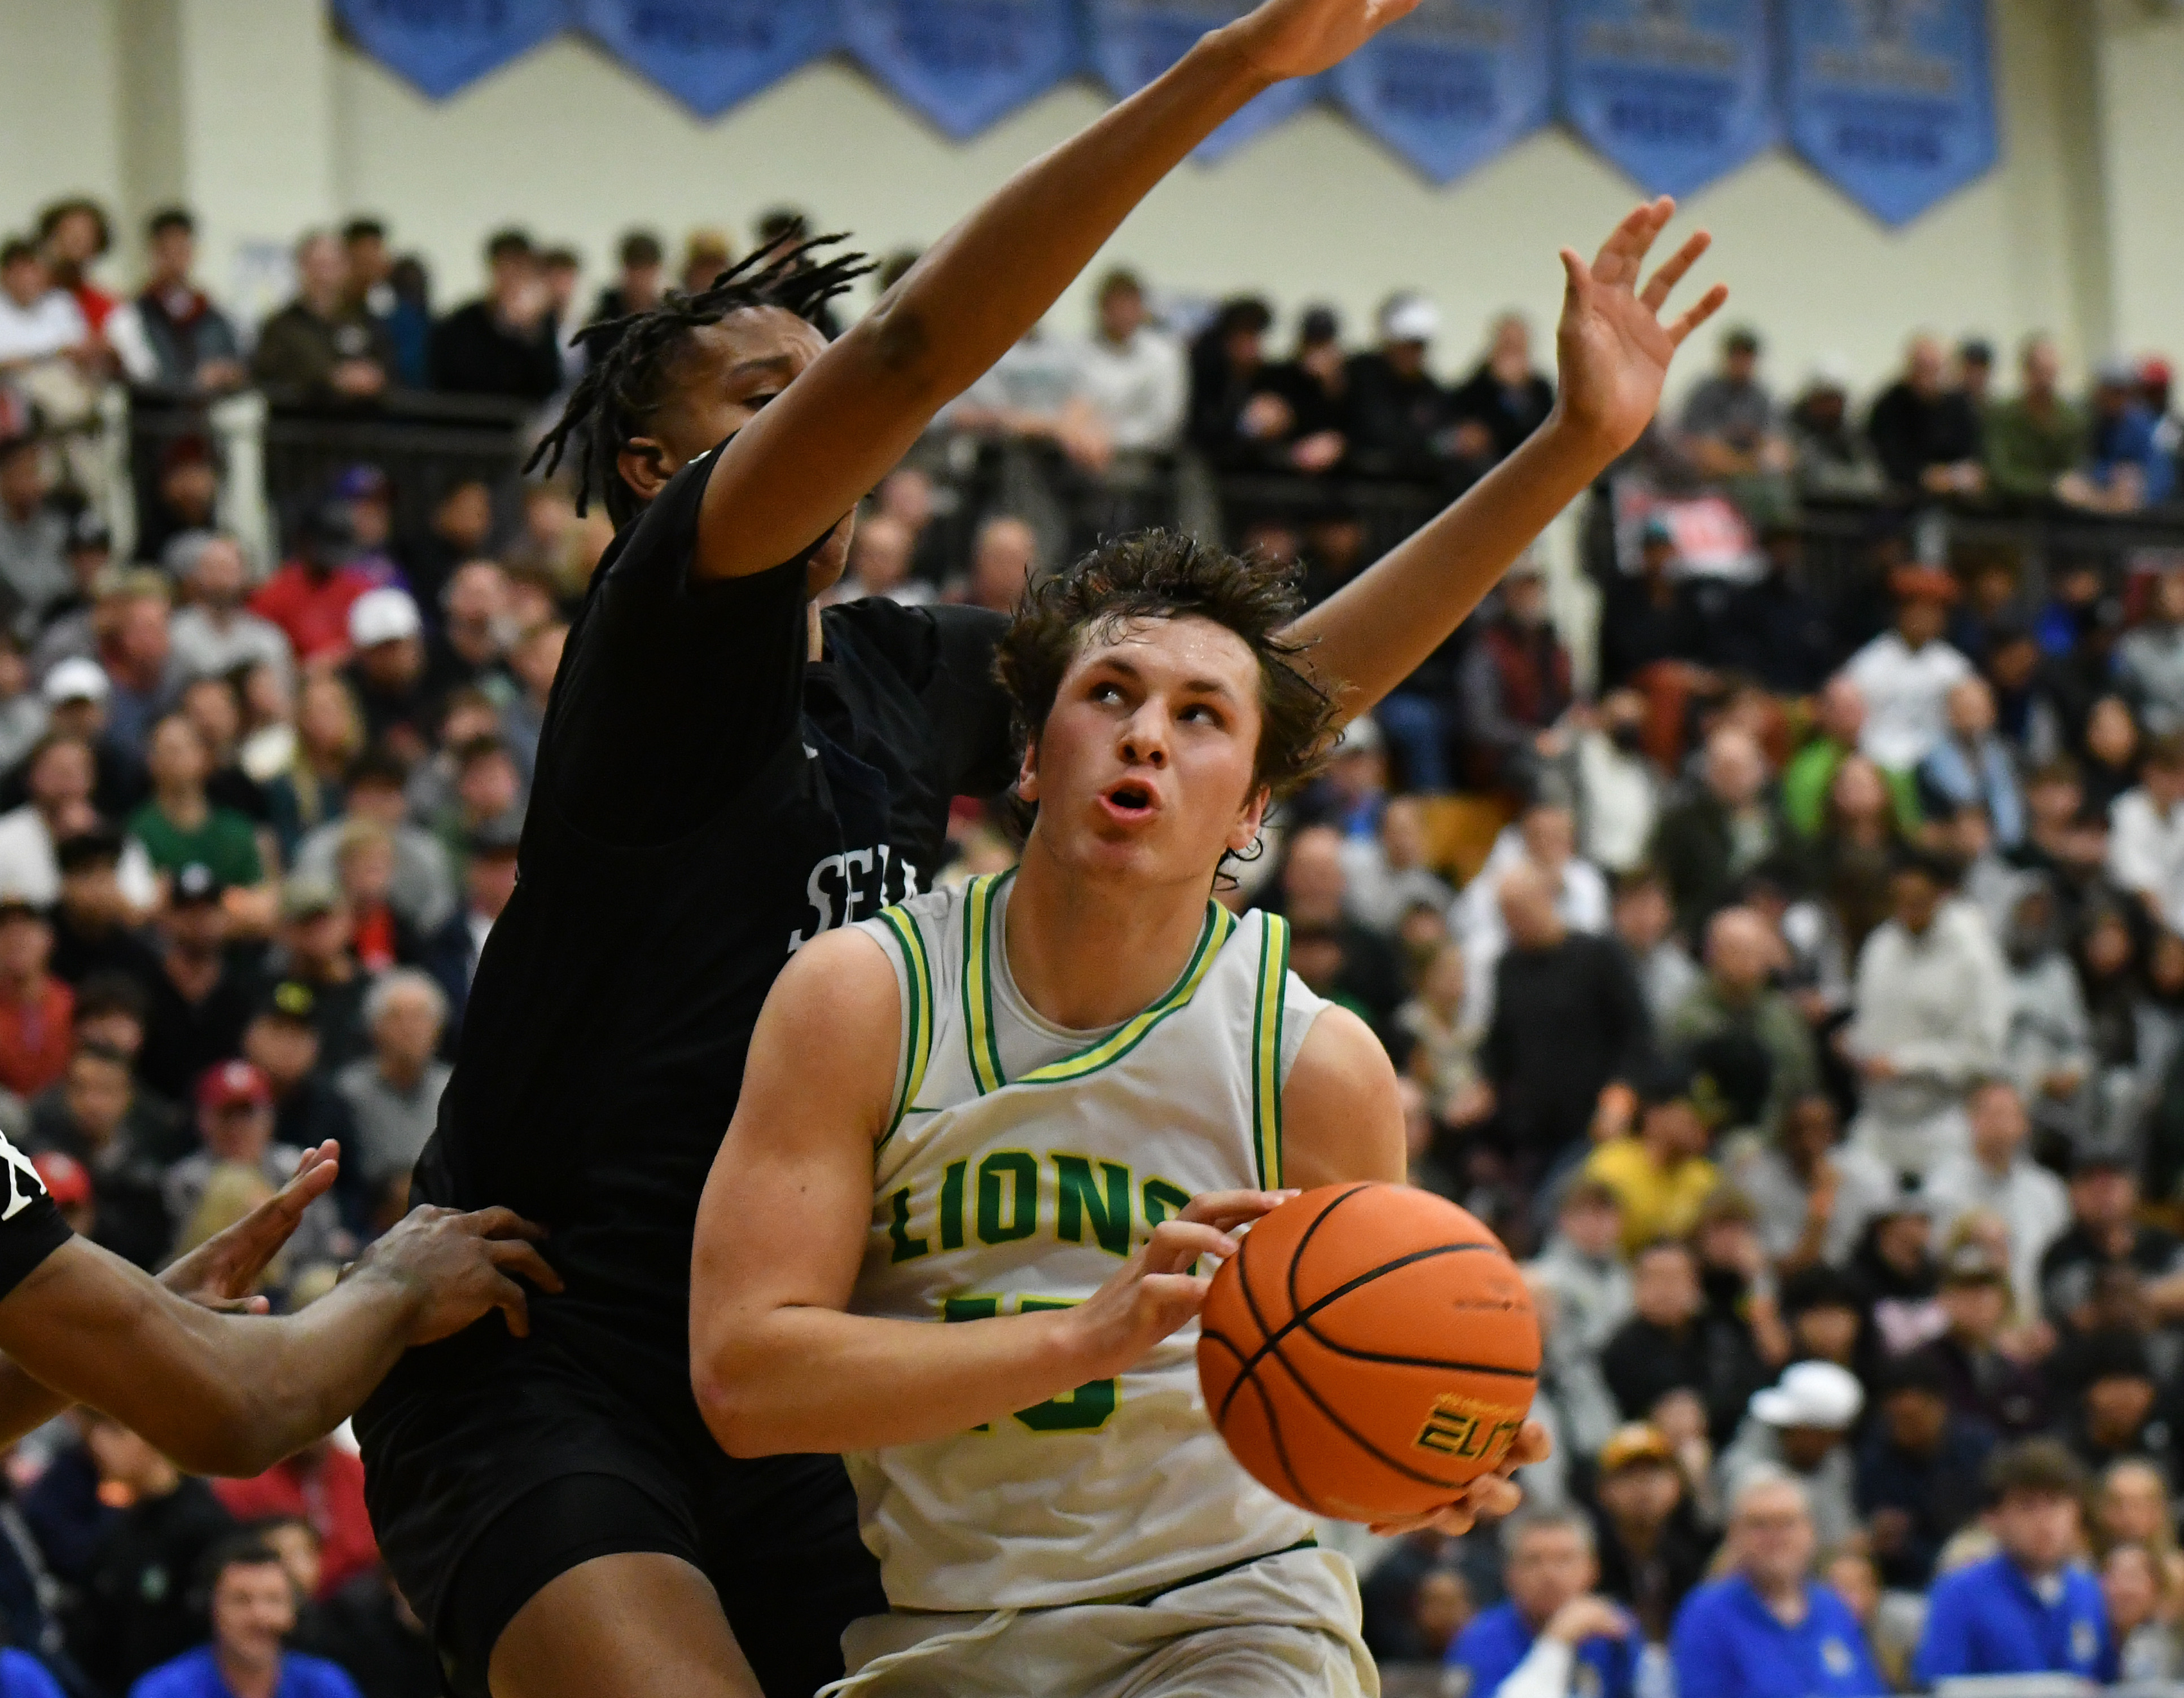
left=1277, top=1006, right=1407, bottom=1191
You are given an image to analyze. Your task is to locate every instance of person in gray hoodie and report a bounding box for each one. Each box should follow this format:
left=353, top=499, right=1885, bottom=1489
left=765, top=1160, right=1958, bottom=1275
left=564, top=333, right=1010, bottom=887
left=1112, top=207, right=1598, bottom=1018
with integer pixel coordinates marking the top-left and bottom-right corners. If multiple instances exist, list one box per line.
left=2119, top=565, right=2184, bottom=737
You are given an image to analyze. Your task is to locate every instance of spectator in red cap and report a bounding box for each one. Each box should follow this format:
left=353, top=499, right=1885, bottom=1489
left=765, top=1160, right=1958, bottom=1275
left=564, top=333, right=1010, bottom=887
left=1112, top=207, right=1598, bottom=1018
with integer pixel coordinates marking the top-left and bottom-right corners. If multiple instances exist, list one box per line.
left=1843, top=567, right=1974, bottom=774
left=0, top=895, right=72, bottom=1099
left=163, top=1059, right=345, bottom=1276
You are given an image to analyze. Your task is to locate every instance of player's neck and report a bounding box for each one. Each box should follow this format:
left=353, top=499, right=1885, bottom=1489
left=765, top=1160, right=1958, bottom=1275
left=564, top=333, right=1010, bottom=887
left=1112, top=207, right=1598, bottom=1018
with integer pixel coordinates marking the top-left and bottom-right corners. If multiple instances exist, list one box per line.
left=1004, top=840, right=1213, bottom=1032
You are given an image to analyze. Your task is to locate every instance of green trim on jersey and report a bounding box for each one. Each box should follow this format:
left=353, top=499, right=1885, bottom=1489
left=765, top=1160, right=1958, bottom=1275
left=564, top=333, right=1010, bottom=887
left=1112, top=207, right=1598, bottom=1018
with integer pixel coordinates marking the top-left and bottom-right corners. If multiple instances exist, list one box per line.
left=1249, top=914, right=1290, bottom=1190
left=961, top=874, right=1010, bottom=1095
left=1015, top=904, right=1237, bottom=1086
left=876, top=905, right=935, bottom=1146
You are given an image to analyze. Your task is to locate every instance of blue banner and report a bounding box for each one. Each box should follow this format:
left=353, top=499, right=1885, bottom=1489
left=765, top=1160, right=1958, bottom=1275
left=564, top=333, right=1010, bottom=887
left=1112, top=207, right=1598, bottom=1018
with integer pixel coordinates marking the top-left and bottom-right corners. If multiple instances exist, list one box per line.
left=577, top=0, right=840, bottom=118
left=1329, top=0, right=1552, bottom=185
left=1558, top=0, right=1777, bottom=198
left=332, top=0, right=570, bottom=99
left=843, top=0, right=1080, bottom=138
left=1087, top=1, right=1323, bottom=163
left=1785, top=0, right=1997, bottom=226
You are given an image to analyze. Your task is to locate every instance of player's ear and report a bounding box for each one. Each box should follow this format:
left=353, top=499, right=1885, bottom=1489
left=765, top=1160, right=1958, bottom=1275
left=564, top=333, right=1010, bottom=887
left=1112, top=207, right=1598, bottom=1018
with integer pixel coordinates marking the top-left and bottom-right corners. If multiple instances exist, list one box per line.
left=1228, top=784, right=1270, bottom=854
left=617, top=437, right=673, bottom=504
left=1015, top=732, right=1042, bottom=803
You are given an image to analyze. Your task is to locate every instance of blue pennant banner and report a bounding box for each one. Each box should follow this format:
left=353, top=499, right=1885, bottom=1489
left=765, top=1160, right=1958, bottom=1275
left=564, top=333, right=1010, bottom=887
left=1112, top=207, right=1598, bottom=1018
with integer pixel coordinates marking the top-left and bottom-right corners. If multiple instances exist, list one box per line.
left=1329, top=0, right=1553, bottom=185
left=1087, top=1, right=1325, bottom=163
left=843, top=0, right=1081, bottom=138
left=1784, top=0, right=1997, bottom=226
left=1558, top=0, right=1777, bottom=198
left=332, top=0, right=571, bottom=99
left=577, top=0, right=841, bottom=118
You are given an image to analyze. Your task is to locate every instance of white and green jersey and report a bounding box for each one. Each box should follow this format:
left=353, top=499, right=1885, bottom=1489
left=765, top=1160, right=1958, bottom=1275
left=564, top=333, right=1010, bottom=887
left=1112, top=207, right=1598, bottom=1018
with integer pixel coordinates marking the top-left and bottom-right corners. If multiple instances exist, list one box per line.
left=847, top=870, right=1330, bottom=1613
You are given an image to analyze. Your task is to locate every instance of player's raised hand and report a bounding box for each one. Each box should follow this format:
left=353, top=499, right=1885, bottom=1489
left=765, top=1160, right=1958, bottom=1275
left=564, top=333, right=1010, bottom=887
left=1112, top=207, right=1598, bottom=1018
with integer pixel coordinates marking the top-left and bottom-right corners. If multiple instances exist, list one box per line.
left=1553, top=198, right=1729, bottom=459
left=1067, top=1218, right=1242, bottom=1379
left=1222, top=0, right=1423, bottom=82
left=348, top=1205, right=564, bottom=1344
left=159, top=1140, right=343, bottom=1315
left=1365, top=1417, right=1553, bottom=1537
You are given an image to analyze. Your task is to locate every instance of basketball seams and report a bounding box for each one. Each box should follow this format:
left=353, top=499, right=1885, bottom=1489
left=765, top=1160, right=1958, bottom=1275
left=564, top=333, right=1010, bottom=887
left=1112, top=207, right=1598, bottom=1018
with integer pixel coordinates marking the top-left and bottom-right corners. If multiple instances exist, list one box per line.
left=1199, top=1325, right=1326, bottom=1516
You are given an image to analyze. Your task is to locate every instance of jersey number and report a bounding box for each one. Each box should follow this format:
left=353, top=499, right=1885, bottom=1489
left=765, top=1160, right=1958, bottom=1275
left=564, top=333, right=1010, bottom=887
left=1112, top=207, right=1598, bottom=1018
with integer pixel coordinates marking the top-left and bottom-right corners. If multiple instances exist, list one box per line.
left=941, top=1296, right=1118, bottom=1433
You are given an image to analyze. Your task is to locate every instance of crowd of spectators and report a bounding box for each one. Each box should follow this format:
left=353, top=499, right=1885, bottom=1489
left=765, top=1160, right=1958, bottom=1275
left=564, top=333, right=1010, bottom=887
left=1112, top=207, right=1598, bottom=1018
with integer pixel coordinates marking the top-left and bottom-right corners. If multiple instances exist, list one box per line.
left=3, top=188, right=2184, bottom=1698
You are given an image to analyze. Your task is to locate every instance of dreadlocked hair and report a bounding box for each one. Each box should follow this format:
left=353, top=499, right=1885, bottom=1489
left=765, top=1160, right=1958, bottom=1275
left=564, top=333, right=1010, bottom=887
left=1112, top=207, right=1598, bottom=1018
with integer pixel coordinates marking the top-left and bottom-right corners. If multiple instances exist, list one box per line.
left=994, top=530, right=1339, bottom=844
left=527, top=233, right=876, bottom=528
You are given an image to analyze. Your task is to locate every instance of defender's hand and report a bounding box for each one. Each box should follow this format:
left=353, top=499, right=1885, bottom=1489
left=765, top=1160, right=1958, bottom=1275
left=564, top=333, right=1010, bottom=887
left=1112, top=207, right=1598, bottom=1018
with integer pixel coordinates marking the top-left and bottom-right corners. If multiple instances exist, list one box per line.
left=1366, top=1418, right=1552, bottom=1536
left=1222, top=0, right=1424, bottom=83
left=1553, top=198, right=1729, bottom=458
left=349, top=1206, right=564, bottom=1344
left=160, top=1140, right=341, bottom=1315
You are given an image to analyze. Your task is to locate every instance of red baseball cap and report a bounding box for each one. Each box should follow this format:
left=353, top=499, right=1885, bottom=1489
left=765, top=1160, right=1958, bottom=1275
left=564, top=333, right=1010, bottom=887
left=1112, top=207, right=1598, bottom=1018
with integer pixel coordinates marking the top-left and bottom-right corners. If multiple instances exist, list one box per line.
left=31, top=1152, right=89, bottom=1209
left=196, top=1059, right=271, bottom=1113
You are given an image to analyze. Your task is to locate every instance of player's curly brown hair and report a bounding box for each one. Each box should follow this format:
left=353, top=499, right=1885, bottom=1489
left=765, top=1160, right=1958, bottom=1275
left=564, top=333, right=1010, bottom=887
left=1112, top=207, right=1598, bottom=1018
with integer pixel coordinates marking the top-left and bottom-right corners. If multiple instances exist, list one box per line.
left=993, top=529, right=1339, bottom=820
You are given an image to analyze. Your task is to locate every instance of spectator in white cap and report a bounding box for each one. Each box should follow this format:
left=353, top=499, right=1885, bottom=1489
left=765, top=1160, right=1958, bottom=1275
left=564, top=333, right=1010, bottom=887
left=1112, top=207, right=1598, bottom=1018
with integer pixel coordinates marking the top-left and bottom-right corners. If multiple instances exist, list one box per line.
left=165, top=532, right=293, bottom=692
left=1718, top=1361, right=1866, bottom=1554
left=341, top=586, right=430, bottom=762
left=36, top=656, right=147, bottom=821
left=1348, top=291, right=1459, bottom=484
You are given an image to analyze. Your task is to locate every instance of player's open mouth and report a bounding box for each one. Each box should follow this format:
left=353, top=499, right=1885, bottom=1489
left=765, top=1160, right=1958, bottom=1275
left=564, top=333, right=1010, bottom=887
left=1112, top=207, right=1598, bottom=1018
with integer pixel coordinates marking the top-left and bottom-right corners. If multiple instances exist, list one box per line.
left=1099, top=781, right=1159, bottom=823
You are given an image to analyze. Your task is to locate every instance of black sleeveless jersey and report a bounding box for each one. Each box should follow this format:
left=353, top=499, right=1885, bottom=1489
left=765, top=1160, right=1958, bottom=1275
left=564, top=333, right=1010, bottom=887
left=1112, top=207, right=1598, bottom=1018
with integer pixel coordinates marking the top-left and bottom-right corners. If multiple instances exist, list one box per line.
left=410, top=446, right=1015, bottom=1400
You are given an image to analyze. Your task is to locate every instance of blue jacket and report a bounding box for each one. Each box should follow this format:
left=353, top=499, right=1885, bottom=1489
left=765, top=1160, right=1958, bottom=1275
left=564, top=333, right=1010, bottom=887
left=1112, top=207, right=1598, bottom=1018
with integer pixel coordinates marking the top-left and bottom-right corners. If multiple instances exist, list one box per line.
left=1447, top=1600, right=1636, bottom=1698
left=1671, top=1576, right=1885, bottom=1698
left=1913, top=1552, right=2116, bottom=1686
left=0, top=1651, right=65, bottom=1698
left=129, top=1647, right=363, bottom=1698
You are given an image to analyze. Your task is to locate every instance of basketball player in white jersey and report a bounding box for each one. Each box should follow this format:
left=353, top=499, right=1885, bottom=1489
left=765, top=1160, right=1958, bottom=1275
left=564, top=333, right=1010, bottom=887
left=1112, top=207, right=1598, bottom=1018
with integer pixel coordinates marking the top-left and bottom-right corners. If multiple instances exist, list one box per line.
left=690, top=532, right=1533, bottom=1695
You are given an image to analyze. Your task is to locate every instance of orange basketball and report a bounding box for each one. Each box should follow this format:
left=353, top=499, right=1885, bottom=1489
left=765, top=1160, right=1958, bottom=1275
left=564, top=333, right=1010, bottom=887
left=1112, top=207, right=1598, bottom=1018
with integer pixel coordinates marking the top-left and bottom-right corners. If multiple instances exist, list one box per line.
left=1198, top=1182, right=1540, bottom=1523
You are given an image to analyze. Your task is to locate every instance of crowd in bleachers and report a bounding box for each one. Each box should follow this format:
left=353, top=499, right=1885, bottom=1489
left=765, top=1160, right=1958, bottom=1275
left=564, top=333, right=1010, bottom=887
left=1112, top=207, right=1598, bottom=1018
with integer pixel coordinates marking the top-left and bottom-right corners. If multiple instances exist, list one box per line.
left=6, top=189, right=2184, bottom=1697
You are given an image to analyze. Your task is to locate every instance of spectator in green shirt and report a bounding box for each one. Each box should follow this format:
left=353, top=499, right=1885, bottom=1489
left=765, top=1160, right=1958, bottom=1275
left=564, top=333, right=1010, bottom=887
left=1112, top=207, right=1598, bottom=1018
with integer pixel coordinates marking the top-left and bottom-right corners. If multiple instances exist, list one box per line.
left=126, top=715, right=263, bottom=893
left=1781, top=674, right=1920, bottom=840
left=1985, top=335, right=2087, bottom=502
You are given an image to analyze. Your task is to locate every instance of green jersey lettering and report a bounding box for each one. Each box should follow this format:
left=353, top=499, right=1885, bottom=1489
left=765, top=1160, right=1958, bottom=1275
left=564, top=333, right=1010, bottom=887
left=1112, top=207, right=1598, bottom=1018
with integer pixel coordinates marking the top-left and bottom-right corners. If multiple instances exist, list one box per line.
left=976, top=1151, right=1038, bottom=1244
left=1054, top=1155, right=1133, bottom=1257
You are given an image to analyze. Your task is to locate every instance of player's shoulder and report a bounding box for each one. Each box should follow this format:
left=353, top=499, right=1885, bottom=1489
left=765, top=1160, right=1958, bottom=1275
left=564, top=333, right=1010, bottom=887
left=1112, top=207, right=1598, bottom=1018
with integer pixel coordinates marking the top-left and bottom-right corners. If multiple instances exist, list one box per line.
left=825, top=596, right=1007, bottom=689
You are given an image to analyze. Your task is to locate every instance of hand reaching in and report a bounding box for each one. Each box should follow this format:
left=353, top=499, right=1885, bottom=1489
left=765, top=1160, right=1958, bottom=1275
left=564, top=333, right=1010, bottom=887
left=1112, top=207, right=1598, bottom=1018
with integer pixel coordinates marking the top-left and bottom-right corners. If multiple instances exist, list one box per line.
left=1224, top=0, right=1423, bottom=82
left=1554, top=198, right=1729, bottom=459
left=160, top=1140, right=341, bottom=1314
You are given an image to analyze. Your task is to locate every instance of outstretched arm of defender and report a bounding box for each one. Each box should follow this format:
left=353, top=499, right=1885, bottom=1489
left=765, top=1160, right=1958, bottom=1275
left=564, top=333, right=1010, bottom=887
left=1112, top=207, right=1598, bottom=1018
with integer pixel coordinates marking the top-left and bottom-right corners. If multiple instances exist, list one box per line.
left=694, top=0, right=1422, bottom=581
left=0, top=1201, right=560, bottom=1476
left=1282, top=1007, right=1551, bottom=1533
left=690, top=928, right=1283, bottom=1457
left=1283, top=198, right=1730, bottom=719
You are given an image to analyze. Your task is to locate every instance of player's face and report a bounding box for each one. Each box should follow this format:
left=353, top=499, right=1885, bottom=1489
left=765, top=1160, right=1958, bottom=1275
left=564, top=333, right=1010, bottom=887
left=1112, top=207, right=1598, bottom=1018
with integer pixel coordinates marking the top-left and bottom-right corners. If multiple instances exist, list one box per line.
left=1020, top=615, right=1268, bottom=889
left=631, top=305, right=853, bottom=594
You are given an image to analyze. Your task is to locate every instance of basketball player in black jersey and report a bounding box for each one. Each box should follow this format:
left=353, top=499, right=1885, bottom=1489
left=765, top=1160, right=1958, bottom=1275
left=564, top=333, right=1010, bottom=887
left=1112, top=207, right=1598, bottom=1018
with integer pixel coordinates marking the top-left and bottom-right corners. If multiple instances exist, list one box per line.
left=354, top=1, right=1727, bottom=1693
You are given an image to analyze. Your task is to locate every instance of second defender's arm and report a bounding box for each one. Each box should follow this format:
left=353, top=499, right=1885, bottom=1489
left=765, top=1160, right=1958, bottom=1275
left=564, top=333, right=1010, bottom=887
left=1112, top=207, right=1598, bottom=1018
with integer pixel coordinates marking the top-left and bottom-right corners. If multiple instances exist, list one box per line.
left=696, top=0, right=1422, bottom=581
left=0, top=1205, right=559, bottom=1477
left=689, top=928, right=1271, bottom=1457
left=1284, top=199, right=1729, bottom=720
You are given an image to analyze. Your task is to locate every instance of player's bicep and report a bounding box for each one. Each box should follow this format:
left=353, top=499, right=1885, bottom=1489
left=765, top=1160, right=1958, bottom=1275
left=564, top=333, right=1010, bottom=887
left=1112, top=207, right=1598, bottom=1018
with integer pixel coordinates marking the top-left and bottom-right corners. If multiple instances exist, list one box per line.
left=1278, top=1006, right=1407, bottom=1190
left=694, top=930, right=900, bottom=1338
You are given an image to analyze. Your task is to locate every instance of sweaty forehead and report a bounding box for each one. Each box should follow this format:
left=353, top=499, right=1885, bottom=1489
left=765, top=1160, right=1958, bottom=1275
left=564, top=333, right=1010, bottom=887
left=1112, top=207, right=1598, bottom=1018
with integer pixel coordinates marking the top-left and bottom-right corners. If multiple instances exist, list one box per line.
left=1071, top=613, right=1258, bottom=692
left=681, top=308, right=826, bottom=378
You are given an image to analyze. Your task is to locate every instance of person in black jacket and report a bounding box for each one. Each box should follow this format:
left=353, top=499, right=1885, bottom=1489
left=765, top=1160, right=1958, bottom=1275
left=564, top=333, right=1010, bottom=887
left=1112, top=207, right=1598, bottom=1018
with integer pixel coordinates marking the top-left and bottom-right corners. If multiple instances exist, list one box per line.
left=1444, top=311, right=1555, bottom=480
left=429, top=230, right=562, bottom=405
left=1346, top=293, right=1458, bottom=483
left=1484, top=861, right=1653, bottom=1170
left=1867, top=333, right=1985, bottom=498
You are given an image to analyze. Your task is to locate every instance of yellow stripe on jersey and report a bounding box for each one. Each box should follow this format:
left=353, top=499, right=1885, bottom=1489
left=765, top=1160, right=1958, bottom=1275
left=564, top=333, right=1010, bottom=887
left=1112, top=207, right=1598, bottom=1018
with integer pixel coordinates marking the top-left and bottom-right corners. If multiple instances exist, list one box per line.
left=876, top=905, right=934, bottom=1146
left=1249, top=913, right=1290, bottom=1190
left=961, top=873, right=1008, bottom=1095
left=1017, top=903, right=1239, bottom=1086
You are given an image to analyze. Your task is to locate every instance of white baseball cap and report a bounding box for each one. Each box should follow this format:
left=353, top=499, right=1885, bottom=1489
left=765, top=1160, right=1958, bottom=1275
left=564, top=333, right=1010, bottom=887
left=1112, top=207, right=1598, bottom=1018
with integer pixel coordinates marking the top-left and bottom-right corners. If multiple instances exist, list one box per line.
left=1749, top=1360, right=1864, bottom=1431
left=349, top=587, right=423, bottom=649
left=1380, top=295, right=1441, bottom=345
left=42, top=657, right=110, bottom=707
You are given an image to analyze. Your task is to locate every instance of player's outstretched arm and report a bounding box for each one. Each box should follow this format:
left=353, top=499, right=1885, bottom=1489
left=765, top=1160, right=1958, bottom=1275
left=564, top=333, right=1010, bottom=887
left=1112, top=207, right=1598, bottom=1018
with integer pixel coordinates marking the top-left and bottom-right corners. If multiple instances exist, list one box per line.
left=0, top=1140, right=347, bottom=1442
left=1283, top=198, right=1730, bottom=720
left=0, top=1201, right=560, bottom=1477
left=691, top=929, right=1285, bottom=1456
left=693, top=0, right=1421, bottom=582
left=1281, top=1007, right=1552, bottom=1533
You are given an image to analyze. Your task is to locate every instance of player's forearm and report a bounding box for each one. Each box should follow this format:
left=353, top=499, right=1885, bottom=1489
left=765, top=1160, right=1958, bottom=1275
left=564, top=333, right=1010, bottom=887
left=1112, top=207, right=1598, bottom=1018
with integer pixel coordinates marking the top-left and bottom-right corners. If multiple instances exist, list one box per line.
left=0, top=1363, right=69, bottom=1449
left=1283, top=411, right=1617, bottom=719
left=695, top=1304, right=1093, bottom=1457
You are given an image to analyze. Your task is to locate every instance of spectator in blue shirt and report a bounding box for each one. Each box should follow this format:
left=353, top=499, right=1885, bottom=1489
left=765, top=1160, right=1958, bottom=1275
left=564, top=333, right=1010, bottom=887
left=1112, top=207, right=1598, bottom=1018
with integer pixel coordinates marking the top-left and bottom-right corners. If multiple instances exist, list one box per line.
left=1672, top=1470, right=1886, bottom=1698
left=1446, top=1510, right=1637, bottom=1698
left=2060, top=363, right=2177, bottom=513
left=1913, top=1438, right=2119, bottom=1686
left=128, top=1535, right=362, bottom=1698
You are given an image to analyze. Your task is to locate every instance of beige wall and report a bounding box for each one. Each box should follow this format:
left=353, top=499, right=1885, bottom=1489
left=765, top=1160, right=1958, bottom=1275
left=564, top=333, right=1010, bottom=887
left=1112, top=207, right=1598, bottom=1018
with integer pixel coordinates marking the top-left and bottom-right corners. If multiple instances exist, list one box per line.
left=3, top=0, right=2174, bottom=401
